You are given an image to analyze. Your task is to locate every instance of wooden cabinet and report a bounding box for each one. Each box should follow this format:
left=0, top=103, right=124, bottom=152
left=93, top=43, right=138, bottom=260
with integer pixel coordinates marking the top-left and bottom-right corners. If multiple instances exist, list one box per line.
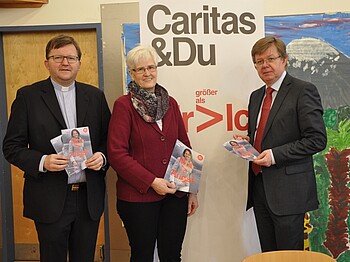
left=0, top=0, right=48, bottom=8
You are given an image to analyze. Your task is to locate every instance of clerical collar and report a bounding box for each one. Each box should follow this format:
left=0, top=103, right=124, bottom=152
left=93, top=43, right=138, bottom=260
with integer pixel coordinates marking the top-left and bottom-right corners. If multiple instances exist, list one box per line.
left=50, top=78, right=75, bottom=92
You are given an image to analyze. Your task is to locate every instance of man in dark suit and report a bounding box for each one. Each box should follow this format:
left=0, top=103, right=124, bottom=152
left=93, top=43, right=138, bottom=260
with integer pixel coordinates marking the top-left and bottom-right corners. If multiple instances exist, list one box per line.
left=234, top=36, right=327, bottom=252
left=3, top=35, right=111, bottom=262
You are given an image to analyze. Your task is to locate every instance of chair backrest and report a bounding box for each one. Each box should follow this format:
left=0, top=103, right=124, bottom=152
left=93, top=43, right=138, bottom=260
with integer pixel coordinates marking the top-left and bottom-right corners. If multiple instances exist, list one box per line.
left=242, top=250, right=335, bottom=262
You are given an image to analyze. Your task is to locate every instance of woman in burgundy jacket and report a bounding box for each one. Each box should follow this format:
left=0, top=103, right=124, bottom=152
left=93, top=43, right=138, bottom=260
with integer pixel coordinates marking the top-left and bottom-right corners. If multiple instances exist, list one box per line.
left=107, top=45, right=198, bottom=262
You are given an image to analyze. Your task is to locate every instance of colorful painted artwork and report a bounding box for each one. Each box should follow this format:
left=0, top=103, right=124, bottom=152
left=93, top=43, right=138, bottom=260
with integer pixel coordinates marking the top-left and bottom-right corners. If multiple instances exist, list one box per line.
left=122, top=23, right=140, bottom=92
left=266, top=12, right=350, bottom=261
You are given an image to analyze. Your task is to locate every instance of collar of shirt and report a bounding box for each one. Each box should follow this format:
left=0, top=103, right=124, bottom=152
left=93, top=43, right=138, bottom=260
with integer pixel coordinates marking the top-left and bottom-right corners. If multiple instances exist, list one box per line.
left=268, top=70, right=286, bottom=92
left=51, top=78, right=75, bottom=92
left=264, top=71, right=286, bottom=102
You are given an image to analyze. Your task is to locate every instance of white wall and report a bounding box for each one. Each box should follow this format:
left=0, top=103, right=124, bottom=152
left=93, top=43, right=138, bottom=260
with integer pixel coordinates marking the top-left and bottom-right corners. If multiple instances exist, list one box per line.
left=0, top=0, right=348, bottom=26
left=0, top=0, right=135, bottom=26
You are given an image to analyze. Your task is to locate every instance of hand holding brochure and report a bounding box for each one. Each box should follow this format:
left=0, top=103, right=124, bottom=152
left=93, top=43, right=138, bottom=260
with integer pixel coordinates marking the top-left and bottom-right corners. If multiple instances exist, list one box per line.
left=223, top=139, right=259, bottom=161
left=50, top=127, right=93, bottom=177
left=164, top=139, right=205, bottom=194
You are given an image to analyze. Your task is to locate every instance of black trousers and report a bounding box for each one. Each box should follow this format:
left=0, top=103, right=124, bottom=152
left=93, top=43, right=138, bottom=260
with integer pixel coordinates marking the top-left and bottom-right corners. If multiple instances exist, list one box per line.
left=252, top=174, right=304, bottom=252
left=117, top=194, right=188, bottom=262
left=35, top=183, right=100, bottom=262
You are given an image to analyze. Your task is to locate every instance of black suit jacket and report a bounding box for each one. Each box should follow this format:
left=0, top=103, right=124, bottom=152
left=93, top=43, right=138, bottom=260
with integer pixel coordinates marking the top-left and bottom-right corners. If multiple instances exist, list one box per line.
left=246, top=73, right=327, bottom=216
left=3, top=78, right=111, bottom=223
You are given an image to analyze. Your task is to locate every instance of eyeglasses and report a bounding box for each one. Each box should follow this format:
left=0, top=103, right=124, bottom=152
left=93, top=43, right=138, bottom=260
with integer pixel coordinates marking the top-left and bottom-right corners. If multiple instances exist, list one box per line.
left=48, top=55, right=80, bottom=64
left=132, top=65, right=157, bottom=74
left=255, top=56, right=281, bottom=67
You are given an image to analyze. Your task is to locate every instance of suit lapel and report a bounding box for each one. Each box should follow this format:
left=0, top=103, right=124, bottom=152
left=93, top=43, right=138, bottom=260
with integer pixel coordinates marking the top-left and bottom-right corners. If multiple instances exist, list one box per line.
left=263, top=74, right=292, bottom=139
left=148, top=102, right=173, bottom=135
left=150, top=122, right=163, bottom=134
left=40, top=79, right=67, bottom=129
left=75, top=82, right=89, bottom=127
left=250, top=86, right=265, bottom=144
left=149, top=113, right=166, bottom=135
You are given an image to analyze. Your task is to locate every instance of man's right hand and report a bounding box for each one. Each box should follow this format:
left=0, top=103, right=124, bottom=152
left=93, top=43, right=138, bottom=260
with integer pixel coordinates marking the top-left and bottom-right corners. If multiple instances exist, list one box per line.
left=44, top=154, right=69, bottom=172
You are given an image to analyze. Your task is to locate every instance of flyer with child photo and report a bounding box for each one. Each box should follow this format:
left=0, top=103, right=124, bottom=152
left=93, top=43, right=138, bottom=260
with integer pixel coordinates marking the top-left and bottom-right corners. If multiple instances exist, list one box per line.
left=223, top=139, right=259, bottom=161
left=50, top=126, right=93, bottom=177
left=164, top=140, right=205, bottom=194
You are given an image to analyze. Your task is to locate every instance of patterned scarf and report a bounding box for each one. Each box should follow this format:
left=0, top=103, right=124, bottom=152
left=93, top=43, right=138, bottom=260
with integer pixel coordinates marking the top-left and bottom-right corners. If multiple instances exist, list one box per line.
left=128, top=81, right=169, bottom=122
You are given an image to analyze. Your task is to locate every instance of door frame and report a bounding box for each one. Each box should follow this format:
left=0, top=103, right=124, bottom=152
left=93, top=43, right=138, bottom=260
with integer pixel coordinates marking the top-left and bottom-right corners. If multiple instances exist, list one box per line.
left=0, top=23, right=110, bottom=262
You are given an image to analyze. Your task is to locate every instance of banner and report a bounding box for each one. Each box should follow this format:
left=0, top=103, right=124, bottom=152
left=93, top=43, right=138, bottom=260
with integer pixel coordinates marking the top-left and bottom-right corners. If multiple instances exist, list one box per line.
left=139, top=1, right=264, bottom=260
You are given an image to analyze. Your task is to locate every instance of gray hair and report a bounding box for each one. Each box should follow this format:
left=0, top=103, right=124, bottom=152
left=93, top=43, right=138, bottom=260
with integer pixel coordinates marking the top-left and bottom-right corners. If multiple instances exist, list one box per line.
left=126, top=45, right=158, bottom=70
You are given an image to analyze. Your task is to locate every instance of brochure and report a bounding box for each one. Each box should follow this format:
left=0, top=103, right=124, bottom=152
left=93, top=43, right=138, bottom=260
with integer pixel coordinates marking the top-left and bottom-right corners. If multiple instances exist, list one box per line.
left=164, top=139, right=205, bottom=194
left=50, top=126, right=93, bottom=177
left=223, top=139, right=259, bottom=161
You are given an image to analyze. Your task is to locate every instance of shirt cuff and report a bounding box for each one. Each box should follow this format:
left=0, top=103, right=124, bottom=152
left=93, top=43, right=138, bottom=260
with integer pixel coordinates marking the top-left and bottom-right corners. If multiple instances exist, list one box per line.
left=101, top=153, right=107, bottom=167
left=269, top=149, right=276, bottom=165
left=39, top=155, right=48, bottom=172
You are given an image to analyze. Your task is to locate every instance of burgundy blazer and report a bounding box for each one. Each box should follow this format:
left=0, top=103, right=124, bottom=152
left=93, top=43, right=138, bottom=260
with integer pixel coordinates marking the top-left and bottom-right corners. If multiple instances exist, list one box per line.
left=107, top=91, right=190, bottom=202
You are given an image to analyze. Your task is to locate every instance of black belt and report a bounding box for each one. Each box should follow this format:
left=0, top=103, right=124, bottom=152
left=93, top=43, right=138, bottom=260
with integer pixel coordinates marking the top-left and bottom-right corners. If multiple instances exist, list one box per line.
left=68, top=182, right=87, bottom=191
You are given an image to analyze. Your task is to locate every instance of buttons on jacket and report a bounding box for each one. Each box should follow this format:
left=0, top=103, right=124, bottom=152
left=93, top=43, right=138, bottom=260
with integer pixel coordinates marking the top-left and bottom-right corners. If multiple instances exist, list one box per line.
left=160, top=136, right=167, bottom=164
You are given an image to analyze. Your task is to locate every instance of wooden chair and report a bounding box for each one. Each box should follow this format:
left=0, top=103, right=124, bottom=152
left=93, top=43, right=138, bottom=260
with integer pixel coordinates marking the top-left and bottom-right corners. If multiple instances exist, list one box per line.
left=242, top=250, right=335, bottom=262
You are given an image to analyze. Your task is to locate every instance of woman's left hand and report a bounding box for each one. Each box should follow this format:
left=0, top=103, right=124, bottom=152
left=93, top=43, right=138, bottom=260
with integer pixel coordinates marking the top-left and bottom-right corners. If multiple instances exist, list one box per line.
left=187, top=193, right=199, bottom=216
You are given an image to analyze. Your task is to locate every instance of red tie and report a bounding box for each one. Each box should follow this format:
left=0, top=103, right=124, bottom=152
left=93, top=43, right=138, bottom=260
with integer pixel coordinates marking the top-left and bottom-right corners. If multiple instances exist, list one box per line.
left=252, top=87, right=274, bottom=175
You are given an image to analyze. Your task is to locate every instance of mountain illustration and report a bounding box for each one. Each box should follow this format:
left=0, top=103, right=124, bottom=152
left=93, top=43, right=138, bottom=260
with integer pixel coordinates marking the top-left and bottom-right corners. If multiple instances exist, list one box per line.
left=286, top=37, right=350, bottom=109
